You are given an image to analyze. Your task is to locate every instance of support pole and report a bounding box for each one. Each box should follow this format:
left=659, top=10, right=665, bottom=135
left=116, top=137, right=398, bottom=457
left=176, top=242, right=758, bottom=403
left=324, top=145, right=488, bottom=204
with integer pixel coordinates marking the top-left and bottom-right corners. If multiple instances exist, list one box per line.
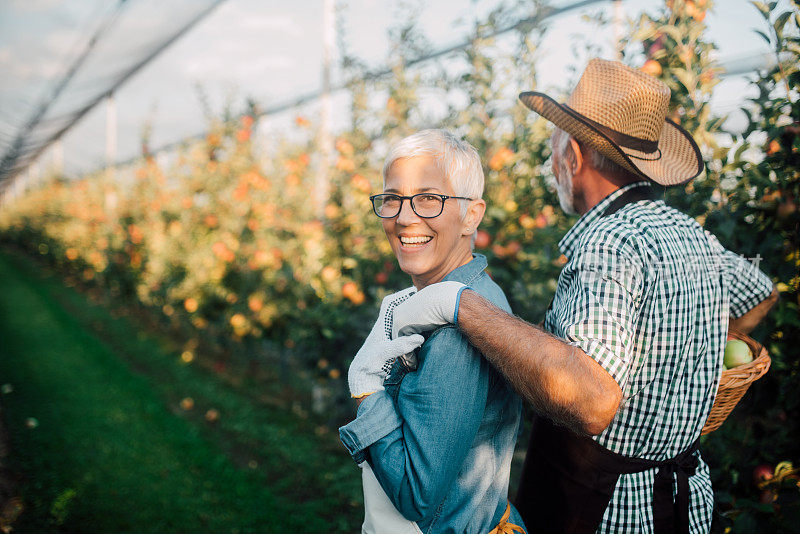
left=52, top=140, right=64, bottom=176
left=106, top=93, right=117, bottom=179
left=29, top=161, right=40, bottom=191
left=315, top=0, right=335, bottom=217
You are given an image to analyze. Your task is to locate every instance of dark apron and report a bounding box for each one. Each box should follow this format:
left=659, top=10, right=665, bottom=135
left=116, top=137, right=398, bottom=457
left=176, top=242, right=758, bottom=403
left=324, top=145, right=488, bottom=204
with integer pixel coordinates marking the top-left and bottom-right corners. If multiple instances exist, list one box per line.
left=515, top=419, right=699, bottom=533
left=515, top=184, right=702, bottom=534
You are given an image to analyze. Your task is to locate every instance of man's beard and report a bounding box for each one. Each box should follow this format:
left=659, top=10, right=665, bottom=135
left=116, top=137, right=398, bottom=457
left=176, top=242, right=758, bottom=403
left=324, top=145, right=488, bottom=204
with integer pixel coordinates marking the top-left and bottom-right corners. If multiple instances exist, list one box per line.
left=555, top=167, right=578, bottom=216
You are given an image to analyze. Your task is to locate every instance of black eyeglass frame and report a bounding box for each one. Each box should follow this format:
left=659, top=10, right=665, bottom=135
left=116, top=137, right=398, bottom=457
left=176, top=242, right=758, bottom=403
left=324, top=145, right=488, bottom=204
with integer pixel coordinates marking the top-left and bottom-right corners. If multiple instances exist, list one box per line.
left=369, top=192, right=474, bottom=219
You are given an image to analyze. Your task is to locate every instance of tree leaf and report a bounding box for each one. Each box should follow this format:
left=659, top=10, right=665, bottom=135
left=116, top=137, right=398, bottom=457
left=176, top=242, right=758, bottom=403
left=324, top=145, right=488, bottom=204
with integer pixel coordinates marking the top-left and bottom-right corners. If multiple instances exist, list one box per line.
left=672, top=68, right=696, bottom=93
left=773, top=11, right=792, bottom=37
left=751, top=1, right=771, bottom=16
left=658, top=24, right=685, bottom=43
left=754, top=29, right=772, bottom=44
left=733, top=142, right=749, bottom=164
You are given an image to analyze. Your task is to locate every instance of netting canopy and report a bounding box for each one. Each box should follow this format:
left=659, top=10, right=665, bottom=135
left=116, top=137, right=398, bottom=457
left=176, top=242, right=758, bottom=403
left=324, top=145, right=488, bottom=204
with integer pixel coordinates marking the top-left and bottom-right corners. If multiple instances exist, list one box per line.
left=0, top=0, right=224, bottom=188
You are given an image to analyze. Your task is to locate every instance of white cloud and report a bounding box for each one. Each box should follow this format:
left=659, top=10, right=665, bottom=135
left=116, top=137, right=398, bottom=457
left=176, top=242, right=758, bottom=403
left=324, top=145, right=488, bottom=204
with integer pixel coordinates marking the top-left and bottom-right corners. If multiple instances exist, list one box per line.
left=8, top=0, right=61, bottom=12
left=211, top=2, right=304, bottom=38
left=0, top=28, right=79, bottom=87
left=237, top=14, right=303, bottom=36
left=183, top=53, right=294, bottom=78
left=1, top=53, right=63, bottom=84
left=115, top=9, right=170, bottom=34
left=44, top=28, right=83, bottom=55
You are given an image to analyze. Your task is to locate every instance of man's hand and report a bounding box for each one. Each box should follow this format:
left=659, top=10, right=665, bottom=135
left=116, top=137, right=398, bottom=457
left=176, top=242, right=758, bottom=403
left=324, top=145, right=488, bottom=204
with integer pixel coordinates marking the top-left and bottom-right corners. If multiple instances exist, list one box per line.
left=729, top=285, right=779, bottom=334
left=391, top=281, right=467, bottom=339
left=348, top=287, right=424, bottom=399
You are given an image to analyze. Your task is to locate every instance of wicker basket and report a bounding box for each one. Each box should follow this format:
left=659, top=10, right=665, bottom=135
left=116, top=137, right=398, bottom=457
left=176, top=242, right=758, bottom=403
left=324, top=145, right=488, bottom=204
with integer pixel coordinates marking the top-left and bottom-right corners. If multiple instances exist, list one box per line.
left=701, top=329, right=771, bottom=435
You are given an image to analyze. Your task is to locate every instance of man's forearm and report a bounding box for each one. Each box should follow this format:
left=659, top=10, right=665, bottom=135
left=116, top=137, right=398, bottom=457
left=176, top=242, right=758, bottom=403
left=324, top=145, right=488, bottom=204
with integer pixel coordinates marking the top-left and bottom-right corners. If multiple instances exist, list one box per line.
left=456, top=289, right=622, bottom=435
left=730, top=286, right=779, bottom=334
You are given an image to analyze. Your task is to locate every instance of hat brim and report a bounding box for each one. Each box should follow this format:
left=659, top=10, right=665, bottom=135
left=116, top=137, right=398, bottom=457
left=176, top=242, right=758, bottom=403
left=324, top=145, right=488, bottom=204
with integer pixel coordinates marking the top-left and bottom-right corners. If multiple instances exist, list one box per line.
left=519, top=91, right=703, bottom=186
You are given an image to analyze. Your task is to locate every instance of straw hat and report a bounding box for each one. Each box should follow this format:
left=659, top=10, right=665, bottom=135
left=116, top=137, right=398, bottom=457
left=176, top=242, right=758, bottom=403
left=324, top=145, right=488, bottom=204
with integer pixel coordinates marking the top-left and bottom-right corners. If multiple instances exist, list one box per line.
left=519, top=58, right=703, bottom=186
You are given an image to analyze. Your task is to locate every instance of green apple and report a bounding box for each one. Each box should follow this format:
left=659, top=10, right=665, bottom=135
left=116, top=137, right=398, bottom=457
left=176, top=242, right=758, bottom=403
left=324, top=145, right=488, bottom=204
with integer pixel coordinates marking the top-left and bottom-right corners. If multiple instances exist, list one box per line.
left=724, top=339, right=753, bottom=369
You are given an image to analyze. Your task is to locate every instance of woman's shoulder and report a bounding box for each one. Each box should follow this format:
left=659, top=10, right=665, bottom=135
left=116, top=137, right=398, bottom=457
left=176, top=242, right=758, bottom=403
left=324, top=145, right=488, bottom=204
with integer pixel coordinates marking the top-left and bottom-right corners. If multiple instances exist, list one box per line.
left=414, top=325, right=483, bottom=381
left=421, top=325, right=471, bottom=357
left=470, top=271, right=513, bottom=314
left=414, top=269, right=513, bottom=360
left=443, top=254, right=512, bottom=315
left=417, top=275, right=504, bottom=367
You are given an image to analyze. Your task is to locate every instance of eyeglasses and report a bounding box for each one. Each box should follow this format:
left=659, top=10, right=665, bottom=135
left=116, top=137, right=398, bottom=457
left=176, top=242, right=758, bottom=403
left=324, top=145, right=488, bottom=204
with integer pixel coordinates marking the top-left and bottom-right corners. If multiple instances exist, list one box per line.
left=370, top=193, right=473, bottom=219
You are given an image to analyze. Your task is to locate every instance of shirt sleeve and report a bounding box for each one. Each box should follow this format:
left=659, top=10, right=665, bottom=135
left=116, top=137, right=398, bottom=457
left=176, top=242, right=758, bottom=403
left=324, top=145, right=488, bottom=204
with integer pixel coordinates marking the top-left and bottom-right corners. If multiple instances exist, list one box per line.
left=720, top=247, right=775, bottom=318
left=344, top=326, right=489, bottom=522
left=339, top=390, right=403, bottom=465
left=559, top=241, right=645, bottom=390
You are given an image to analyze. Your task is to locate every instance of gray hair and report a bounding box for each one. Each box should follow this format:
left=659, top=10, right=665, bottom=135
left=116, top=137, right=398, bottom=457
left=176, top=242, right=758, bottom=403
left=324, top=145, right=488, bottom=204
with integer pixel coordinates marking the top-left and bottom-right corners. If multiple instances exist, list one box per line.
left=551, top=127, right=638, bottom=178
left=382, top=129, right=485, bottom=218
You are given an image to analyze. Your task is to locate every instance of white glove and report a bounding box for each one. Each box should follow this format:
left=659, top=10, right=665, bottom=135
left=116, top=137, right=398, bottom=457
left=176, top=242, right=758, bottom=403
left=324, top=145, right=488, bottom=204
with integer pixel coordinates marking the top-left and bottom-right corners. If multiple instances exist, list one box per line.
left=391, top=281, right=467, bottom=339
left=348, top=287, right=425, bottom=398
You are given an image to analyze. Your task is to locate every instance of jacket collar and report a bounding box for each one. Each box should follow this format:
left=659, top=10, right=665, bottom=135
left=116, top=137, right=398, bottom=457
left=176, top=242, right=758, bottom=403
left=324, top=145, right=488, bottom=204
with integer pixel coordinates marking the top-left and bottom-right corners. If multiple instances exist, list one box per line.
left=441, top=253, right=488, bottom=287
left=558, top=180, right=650, bottom=258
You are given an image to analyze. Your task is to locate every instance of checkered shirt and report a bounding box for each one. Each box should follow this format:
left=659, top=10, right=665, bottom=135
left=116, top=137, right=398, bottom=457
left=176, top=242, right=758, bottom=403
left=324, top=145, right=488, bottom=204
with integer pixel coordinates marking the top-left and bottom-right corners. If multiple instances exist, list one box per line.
left=543, top=181, right=774, bottom=533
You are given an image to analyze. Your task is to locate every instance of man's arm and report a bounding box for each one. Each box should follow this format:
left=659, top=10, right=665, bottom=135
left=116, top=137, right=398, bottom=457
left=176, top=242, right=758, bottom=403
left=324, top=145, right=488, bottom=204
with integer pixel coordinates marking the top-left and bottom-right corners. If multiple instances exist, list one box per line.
left=457, top=289, right=622, bottom=436
left=729, top=285, right=778, bottom=334
left=721, top=247, right=778, bottom=334
left=391, top=242, right=642, bottom=436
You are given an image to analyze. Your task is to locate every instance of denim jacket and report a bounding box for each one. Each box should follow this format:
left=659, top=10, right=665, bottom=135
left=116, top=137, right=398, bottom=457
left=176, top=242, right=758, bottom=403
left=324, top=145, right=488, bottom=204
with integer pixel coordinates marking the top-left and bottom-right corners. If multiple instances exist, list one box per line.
left=339, top=254, right=526, bottom=533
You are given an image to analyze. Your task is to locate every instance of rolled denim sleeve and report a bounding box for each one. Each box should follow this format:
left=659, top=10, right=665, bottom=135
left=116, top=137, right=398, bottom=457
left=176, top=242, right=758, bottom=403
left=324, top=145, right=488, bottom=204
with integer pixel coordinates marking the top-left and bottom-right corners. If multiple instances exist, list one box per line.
left=721, top=248, right=774, bottom=318
left=364, top=326, right=489, bottom=522
left=339, top=390, right=402, bottom=465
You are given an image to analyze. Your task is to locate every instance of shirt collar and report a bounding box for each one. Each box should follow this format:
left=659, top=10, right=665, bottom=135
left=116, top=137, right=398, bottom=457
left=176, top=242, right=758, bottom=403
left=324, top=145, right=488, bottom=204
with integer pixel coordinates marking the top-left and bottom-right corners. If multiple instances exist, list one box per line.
left=442, top=253, right=488, bottom=286
left=558, top=180, right=651, bottom=258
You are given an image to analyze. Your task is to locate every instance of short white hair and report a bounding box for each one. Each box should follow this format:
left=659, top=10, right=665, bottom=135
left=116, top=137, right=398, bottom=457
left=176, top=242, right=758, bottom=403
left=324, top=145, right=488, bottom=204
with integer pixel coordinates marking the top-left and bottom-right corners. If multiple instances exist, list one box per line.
left=382, top=129, right=485, bottom=217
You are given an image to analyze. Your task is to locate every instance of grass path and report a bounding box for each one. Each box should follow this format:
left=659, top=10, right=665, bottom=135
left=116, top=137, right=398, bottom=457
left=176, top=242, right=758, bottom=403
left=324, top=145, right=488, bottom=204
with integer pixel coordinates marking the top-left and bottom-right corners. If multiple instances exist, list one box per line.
left=0, top=247, right=361, bottom=532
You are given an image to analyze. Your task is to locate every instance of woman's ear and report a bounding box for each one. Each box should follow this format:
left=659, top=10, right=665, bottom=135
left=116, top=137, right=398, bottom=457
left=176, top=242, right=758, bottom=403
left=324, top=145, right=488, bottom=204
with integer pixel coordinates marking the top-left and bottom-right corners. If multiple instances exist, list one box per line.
left=462, top=199, right=486, bottom=237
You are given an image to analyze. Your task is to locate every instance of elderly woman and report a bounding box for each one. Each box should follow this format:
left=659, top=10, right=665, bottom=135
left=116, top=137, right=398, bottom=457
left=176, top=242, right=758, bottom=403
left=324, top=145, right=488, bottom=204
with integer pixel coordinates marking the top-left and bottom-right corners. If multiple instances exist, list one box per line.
left=339, top=129, right=526, bottom=534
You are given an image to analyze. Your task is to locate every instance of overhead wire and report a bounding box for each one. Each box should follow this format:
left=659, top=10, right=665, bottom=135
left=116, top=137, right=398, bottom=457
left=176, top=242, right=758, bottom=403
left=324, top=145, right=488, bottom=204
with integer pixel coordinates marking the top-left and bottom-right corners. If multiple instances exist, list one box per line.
left=0, top=0, right=227, bottom=184
left=0, top=0, right=130, bottom=179
left=113, top=0, right=609, bottom=167
left=112, top=0, right=773, bottom=170
left=3, top=0, right=782, bottom=181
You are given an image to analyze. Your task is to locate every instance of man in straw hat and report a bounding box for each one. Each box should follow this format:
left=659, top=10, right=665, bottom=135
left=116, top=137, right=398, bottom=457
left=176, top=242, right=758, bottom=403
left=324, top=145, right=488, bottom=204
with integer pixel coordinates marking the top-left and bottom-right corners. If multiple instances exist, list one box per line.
left=371, top=58, right=778, bottom=533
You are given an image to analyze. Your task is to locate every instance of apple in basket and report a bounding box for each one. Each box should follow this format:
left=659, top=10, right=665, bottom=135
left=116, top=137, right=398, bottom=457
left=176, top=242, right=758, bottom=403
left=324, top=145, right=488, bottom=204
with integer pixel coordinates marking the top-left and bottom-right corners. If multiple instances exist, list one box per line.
left=723, top=339, right=753, bottom=369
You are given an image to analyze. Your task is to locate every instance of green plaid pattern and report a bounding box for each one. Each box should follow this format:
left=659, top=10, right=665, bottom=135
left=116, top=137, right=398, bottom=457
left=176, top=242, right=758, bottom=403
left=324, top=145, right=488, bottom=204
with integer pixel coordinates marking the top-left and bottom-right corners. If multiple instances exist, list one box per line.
left=544, top=181, right=774, bottom=533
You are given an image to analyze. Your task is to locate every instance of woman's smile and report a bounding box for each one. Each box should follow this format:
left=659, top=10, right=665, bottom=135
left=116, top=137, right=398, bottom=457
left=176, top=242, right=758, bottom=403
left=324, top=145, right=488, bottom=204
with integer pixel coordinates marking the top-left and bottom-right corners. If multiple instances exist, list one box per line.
left=382, top=155, right=475, bottom=289
left=398, top=233, right=433, bottom=248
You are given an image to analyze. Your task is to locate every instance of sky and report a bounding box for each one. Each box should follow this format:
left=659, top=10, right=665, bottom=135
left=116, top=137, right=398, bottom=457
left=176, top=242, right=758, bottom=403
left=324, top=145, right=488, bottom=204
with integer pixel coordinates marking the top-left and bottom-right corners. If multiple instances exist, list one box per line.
left=0, top=0, right=788, bottom=178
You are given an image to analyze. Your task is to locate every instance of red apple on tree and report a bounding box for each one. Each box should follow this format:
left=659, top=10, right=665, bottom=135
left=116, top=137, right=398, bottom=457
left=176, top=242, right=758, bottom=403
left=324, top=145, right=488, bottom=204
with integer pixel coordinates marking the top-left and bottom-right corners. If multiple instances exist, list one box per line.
left=506, top=241, right=522, bottom=258
left=475, top=230, right=491, bottom=249
left=641, top=59, right=662, bottom=77
left=760, top=488, right=777, bottom=504
left=753, top=464, right=774, bottom=487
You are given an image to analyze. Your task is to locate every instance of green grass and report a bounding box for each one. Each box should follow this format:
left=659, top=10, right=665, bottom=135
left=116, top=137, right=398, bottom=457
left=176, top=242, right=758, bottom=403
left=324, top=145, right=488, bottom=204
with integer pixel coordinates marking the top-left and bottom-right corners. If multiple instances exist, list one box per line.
left=0, top=246, right=362, bottom=533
